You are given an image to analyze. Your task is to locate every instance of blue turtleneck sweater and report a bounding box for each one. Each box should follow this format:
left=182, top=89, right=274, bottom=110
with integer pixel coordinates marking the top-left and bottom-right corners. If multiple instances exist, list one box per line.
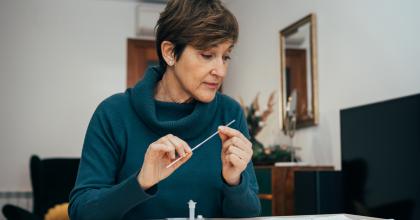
left=69, top=66, right=261, bottom=219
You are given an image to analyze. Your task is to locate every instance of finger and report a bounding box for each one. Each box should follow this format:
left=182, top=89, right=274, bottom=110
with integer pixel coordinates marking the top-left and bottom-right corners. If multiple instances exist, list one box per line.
left=218, top=126, right=246, bottom=140
left=180, top=151, right=193, bottom=163
left=226, top=135, right=253, bottom=155
left=174, top=135, right=192, bottom=154
left=226, top=153, right=246, bottom=168
left=156, top=136, right=176, bottom=159
left=170, top=151, right=193, bottom=170
left=167, top=134, right=189, bottom=157
left=151, top=143, right=174, bottom=158
left=218, top=126, right=251, bottom=152
left=227, top=145, right=248, bottom=161
left=161, top=138, right=176, bottom=160
left=222, top=136, right=245, bottom=153
left=218, top=130, right=229, bottom=142
left=221, top=136, right=235, bottom=153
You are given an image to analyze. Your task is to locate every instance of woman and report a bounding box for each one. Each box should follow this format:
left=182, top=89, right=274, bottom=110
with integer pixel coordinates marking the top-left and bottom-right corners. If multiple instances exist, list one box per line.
left=69, top=0, right=261, bottom=219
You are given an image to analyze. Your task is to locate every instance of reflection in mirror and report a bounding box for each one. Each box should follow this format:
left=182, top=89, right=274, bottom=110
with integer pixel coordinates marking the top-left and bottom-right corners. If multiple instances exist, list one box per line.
left=280, top=13, right=318, bottom=130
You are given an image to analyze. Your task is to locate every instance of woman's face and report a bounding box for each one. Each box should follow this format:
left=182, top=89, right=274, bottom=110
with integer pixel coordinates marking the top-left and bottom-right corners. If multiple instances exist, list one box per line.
left=173, top=41, right=233, bottom=103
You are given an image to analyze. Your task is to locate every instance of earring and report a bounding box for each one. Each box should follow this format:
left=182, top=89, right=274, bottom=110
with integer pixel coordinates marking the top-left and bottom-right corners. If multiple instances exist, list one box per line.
left=168, top=59, right=174, bottom=66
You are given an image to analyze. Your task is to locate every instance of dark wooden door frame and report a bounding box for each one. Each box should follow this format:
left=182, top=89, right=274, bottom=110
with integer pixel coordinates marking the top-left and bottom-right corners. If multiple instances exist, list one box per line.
left=127, top=39, right=158, bottom=88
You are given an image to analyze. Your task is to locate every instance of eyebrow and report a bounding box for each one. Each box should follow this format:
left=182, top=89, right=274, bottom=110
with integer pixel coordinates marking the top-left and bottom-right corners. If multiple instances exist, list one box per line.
left=225, top=45, right=234, bottom=54
left=207, top=44, right=234, bottom=53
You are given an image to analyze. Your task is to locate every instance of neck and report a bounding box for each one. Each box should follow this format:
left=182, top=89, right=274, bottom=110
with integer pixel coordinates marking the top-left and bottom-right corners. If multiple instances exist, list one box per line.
left=155, top=69, right=193, bottom=104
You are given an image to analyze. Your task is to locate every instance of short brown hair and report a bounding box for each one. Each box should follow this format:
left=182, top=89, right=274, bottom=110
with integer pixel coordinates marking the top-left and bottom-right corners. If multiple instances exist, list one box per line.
left=155, top=0, right=239, bottom=70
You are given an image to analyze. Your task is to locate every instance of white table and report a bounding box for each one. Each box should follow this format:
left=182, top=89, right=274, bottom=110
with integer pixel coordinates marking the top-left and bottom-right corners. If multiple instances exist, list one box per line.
left=167, top=214, right=393, bottom=220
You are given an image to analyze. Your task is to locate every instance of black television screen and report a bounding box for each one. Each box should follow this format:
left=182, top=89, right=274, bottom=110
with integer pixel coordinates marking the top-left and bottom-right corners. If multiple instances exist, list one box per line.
left=340, top=93, right=420, bottom=220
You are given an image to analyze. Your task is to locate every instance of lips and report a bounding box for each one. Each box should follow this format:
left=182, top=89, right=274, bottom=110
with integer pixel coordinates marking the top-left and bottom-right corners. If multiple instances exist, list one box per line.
left=203, top=82, right=219, bottom=89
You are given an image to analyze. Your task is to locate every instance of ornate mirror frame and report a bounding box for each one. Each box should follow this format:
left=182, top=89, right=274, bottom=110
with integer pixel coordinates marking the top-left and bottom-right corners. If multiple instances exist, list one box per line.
left=279, top=13, right=319, bottom=130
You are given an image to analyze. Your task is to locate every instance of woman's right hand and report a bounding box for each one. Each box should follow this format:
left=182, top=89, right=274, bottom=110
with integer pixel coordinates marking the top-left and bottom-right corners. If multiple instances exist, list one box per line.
left=137, top=134, right=192, bottom=190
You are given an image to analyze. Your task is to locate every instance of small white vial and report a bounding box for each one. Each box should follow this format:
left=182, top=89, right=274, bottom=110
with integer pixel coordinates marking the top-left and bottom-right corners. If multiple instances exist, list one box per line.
left=188, top=200, right=196, bottom=220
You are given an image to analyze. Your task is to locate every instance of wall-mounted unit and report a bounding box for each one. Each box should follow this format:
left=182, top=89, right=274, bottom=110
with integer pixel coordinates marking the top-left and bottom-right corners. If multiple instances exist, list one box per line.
left=136, top=3, right=165, bottom=39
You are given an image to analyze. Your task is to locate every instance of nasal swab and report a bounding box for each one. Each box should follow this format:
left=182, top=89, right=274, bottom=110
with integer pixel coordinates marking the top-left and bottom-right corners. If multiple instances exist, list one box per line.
left=166, top=119, right=236, bottom=168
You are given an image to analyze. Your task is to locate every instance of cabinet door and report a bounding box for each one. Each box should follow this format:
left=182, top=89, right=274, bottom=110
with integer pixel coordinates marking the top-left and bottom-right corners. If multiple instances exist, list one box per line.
left=255, top=165, right=334, bottom=216
left=255, top=167, right=273, bottom=216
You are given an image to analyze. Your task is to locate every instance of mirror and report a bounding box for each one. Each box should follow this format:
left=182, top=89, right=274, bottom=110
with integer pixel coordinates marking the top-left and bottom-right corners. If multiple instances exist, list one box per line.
left=279, top=13, right=319, bottom=130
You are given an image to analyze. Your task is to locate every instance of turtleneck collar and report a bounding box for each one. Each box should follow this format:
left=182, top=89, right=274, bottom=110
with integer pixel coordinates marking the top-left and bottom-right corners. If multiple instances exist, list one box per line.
left=129, top=66, right=219, bottom=140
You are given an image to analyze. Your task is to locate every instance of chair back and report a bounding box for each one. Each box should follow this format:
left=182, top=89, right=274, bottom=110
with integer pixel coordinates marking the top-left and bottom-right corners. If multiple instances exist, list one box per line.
left=30, top=155, right=80, bottom=217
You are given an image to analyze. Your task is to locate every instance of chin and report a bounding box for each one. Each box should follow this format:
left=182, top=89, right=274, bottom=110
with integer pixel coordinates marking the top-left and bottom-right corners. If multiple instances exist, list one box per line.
left=195, top=92, right=217, bottom=103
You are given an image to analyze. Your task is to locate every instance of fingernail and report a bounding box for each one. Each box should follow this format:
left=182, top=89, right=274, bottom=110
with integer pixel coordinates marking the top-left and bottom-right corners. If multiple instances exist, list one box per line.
left=218, top=126, right=224, bottom=131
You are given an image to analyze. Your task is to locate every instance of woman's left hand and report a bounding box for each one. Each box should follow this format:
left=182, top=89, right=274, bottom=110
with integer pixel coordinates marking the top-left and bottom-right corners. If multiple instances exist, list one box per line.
left=218, top=126, right=253, bottom=186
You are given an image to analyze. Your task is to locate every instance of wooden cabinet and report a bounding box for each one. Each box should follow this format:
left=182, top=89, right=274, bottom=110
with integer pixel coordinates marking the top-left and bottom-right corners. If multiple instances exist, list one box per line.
left=254, top=165, right=333, bottom=216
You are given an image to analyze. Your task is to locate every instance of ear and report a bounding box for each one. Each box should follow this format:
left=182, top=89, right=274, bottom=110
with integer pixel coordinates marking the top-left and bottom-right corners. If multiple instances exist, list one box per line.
left=161, top=41, right=175, bottom=66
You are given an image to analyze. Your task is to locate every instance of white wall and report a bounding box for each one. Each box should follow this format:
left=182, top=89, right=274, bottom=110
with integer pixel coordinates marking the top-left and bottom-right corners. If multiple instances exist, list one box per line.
left=223, top=0, right=420, bottom=169
left=1, top=0, right=420, bottom=191
left=0, top=0, right=138, bottom=191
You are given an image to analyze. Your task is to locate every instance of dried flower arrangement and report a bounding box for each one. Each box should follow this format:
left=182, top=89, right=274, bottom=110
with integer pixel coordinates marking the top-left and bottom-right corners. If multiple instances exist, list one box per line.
left=239, top=91, right=298, bottom=164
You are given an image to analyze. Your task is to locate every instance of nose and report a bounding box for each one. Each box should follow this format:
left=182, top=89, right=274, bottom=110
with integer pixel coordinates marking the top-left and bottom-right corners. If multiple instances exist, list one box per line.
left=210, top=58, right=227, bottom=78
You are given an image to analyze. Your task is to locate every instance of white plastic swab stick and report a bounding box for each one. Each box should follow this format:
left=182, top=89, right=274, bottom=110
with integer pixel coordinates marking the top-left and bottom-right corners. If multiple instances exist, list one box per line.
left=166, top=119, right=236, bottom=168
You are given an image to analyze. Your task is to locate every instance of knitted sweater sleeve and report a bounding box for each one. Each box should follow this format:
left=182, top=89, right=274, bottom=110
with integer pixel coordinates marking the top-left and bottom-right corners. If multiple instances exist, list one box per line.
left=68, top=101, right=157, bottom=220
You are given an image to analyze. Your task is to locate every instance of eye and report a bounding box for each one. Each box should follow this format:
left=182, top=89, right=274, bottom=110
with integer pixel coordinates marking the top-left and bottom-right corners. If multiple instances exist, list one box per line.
left=201, top=53, right=213, bottom=59
left=223, top=55, right=231, bottom=61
